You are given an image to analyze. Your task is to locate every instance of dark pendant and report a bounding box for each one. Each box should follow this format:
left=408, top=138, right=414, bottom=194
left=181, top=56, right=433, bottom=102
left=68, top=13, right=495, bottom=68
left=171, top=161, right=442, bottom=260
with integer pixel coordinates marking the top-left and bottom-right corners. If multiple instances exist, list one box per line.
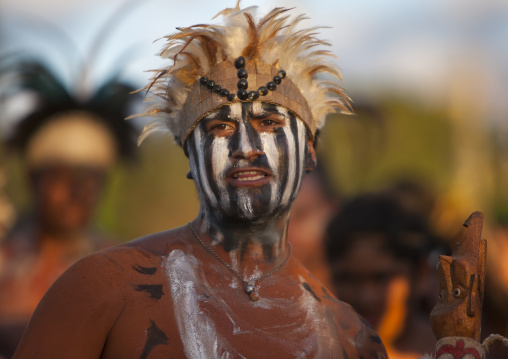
left=219, top=88, right=230, bottom=97
left=237, top=68, right=248, bottom=79
left=235, top=56, right=246, bottom=69
left=206, top=80, right=215, bottom=89
left=258, top=86, right=269, bottom=96
left=249, top=291, right=260, bottom=301
left=237, top=79, right=248, bottom=89
left=245, top=283, right=255, bottom=294
left=247, top=91, right=259, bottom=100
left=237, top=89, right=249, bottom=100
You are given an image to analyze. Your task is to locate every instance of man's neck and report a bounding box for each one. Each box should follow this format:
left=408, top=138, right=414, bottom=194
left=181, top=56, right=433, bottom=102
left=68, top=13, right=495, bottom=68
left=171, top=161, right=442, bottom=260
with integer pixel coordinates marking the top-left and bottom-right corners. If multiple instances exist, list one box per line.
left=190, top=209, right=291, bottom=278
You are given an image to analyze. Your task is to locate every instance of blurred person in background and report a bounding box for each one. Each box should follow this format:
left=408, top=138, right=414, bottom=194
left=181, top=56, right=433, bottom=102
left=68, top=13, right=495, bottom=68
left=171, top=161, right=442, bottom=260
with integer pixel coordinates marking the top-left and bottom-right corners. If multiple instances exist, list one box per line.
left=0, top=59, right=137, bottom=357
left=482, top=222, right=508, bottom=359
left=325, top=191, right=438, bottom=359
left=288, top=164, right=339, bottom=289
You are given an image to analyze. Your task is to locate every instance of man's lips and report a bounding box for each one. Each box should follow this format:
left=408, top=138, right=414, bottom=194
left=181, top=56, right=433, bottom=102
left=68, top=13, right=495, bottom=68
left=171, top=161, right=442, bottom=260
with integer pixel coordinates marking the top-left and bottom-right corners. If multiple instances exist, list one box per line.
left=227, top=168, right=271, bottom=186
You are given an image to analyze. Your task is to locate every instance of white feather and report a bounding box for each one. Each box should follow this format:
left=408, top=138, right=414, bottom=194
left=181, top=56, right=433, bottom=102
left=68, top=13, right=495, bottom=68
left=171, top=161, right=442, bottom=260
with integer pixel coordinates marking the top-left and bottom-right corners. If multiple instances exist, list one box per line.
left=137, top=4, right=350, bottom=145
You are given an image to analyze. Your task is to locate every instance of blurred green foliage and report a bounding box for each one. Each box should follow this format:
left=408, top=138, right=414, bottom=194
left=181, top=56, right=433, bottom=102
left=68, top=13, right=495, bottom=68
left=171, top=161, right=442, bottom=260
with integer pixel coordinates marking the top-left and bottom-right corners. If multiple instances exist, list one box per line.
left=3, top=95, right=508, bottom=242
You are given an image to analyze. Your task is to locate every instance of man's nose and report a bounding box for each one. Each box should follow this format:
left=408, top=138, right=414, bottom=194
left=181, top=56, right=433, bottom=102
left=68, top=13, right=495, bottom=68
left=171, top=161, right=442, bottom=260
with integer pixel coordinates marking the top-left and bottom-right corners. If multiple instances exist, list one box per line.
left=231, top=123, right=263, bottom=159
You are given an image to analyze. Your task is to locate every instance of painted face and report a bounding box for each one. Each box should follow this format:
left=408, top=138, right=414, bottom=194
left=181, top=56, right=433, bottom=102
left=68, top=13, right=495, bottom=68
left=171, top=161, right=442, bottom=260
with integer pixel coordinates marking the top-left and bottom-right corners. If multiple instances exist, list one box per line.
left=186, top=102, right=310, bottom=224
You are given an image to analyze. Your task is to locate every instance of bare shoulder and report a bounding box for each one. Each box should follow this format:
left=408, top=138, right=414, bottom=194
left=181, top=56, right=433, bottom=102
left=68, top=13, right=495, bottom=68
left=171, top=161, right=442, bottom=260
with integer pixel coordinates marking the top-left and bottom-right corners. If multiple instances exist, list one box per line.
left=124, top=224, right=190, bottom=256
left=292, top=263, right=388, bottom=358
left=14, top=226, right=188, bottom=359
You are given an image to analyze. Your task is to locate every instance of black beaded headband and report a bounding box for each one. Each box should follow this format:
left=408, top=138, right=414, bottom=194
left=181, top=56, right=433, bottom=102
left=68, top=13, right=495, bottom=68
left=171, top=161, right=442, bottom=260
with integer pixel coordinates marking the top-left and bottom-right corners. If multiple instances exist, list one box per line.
left=199, top=56, right=286, bottom=102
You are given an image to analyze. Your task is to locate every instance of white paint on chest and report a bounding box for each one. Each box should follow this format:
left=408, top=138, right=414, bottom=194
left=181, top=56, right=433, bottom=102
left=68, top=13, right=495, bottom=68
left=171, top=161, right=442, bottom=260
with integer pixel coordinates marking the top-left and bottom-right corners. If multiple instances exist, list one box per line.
left=164, top=250, right=231, bottom=359
left=193, top=126, right=219, bottom=208
left=296, top=275, right=338, bottom=356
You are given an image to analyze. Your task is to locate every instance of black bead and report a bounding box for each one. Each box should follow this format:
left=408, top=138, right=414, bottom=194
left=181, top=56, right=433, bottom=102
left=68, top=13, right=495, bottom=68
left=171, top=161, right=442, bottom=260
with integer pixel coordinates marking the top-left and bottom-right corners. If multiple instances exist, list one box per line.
left=237, top=79, right=248, bottom=90
left=206, top=80, right=215, bottom=89
left=273, top=75, right=282, bottom=84
left=258, top=86, right=269, bottom=96
left=219, top=88, right=230, bottom=97
left=237, top=68, right=248, bottom=79
left=237, top=89, right=248, bottom=100
left=278, top=70, right=286, bottom=79
left=234, top=56, right=246, bottom=69
left=247, top=91, right=260, bottom=100
left=200, top=77, right=208, bottom=85
left=227, top=93, right=236, bottom=101
left=267, top=82, right=277, bottom=91
left=213, top=85, right=222, bottom=93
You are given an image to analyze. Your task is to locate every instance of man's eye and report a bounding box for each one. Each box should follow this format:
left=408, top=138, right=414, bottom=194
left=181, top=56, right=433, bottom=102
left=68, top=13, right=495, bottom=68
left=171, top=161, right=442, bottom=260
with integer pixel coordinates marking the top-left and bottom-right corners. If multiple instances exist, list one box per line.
left=260, top=119, right=282, bottom=127
left=212, top=123, right=233, bottom=131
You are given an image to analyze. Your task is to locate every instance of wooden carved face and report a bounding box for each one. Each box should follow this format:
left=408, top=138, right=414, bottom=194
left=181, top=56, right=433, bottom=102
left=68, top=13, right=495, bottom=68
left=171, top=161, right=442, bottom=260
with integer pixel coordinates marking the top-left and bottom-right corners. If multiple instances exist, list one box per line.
left=430, top=211, right=487, bottom=341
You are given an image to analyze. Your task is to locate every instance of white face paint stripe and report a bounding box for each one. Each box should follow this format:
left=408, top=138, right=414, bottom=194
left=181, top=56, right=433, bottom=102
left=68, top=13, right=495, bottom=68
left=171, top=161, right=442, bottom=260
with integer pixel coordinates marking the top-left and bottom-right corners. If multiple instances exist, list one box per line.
left=237, top=120, right=254, bottom=155
left=281, top=108, right=297, bottom=205
left=294, top=119, right=307, bottom=196
left=194, top=126, right=218, bottom=208
left=212, top=136, right=230, bottom=210
left=237, top=187, right=254, bottom=218
left=260, top=131, right=280, bottom=212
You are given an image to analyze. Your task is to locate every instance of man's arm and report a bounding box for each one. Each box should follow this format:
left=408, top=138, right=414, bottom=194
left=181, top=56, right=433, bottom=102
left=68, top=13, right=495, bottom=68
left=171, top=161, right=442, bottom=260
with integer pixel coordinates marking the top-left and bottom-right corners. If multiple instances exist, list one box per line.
left=14, top=251, right=124, bottom=359
left=353, top=317, right=389, bottom=359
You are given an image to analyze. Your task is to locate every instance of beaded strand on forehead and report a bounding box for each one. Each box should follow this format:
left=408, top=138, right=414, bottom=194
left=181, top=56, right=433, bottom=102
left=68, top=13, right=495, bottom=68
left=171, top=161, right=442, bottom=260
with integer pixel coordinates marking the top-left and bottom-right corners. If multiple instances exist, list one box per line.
left=188, top=222, right=292, bottom=301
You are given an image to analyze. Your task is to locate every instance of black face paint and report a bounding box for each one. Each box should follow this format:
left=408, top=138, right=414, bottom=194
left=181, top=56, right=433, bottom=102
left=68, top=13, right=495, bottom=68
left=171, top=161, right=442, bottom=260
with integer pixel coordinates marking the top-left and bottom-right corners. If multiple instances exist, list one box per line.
left=187, top=102, right=308, bottom=225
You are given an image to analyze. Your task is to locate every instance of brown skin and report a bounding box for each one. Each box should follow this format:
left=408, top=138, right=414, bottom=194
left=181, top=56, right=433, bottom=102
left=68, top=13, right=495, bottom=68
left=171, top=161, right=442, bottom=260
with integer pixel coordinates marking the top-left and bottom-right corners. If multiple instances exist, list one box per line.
left=31, top=164, right=106, bottom=235
left=15, top=225, right=386, bottom=358
left=15, top=111, right=386, bottom=358
left=0, top=164, right=108, bottom=357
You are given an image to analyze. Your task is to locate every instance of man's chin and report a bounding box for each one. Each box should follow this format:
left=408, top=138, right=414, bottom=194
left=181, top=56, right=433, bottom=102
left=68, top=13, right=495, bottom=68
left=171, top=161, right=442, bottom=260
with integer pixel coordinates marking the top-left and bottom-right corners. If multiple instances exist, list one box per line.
left=211, top=207, right=276, bottom=225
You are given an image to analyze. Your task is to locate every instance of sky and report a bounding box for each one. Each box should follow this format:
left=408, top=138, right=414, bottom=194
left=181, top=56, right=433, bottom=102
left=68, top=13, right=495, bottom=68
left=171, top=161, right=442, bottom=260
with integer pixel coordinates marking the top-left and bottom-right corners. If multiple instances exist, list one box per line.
left=1, top=0, right=507, bottom=123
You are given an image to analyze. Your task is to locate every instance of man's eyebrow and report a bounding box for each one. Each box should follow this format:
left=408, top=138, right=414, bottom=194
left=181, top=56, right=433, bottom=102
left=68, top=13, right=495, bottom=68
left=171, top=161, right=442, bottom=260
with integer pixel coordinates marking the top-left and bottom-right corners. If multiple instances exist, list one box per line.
left=203, top=115, right=237, bottom=123
left=250, top=111, right=286, bottom=119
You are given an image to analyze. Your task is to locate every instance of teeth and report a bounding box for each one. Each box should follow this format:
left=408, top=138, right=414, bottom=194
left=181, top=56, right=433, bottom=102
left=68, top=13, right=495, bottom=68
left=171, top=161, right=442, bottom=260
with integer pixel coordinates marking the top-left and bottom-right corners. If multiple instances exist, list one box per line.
left=232, top=171, right=266, bottom=181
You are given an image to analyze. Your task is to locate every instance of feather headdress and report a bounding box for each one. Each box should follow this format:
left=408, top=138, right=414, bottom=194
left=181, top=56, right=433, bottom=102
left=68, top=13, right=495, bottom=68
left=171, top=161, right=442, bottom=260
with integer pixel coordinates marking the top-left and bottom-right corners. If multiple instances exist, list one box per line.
left=3, top=59, right=138, bottom=162
left=135, top=1, right=351, bottom=147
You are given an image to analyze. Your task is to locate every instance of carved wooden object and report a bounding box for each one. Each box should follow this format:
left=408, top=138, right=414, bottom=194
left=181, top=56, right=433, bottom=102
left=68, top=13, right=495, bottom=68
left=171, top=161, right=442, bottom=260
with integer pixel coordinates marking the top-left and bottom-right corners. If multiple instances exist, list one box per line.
left=430, top=211, right=487, bottom=342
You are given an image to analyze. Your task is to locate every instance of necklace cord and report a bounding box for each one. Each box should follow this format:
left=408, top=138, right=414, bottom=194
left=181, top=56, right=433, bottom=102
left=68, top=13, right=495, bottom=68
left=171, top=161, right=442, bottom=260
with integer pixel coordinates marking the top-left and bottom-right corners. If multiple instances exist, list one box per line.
left=187, top=222, right=292, bottom=285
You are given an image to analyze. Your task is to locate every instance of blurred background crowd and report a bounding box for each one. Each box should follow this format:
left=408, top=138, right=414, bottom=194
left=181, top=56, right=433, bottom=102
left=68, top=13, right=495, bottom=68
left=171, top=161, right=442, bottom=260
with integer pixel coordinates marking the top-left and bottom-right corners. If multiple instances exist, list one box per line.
left=0, top=0, right=507, bottom=358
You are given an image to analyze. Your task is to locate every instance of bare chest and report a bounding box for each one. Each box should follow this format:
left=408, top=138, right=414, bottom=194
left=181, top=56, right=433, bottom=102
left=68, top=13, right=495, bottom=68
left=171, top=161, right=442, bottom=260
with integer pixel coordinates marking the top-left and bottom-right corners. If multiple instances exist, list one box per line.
left=102, top=250, right=355, bottom=358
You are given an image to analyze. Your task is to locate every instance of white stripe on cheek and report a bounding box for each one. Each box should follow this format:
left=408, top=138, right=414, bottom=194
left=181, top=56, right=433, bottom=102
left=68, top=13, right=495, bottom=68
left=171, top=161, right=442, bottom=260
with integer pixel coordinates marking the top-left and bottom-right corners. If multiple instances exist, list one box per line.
left=194, top=126, right=218, bottom=208
left=260, top=132, right=280, bottom=211
left=281, top=110, right=296, bottom=206
left=212, top=136, right=230, bottom=209
left=294, top=119, right=307, bottom=196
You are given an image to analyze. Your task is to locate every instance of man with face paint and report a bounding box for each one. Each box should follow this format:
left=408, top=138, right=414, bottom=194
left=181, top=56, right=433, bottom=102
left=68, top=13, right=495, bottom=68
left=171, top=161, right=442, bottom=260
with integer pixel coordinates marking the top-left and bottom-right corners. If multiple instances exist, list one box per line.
left=14, top=4, right=388, bottom=358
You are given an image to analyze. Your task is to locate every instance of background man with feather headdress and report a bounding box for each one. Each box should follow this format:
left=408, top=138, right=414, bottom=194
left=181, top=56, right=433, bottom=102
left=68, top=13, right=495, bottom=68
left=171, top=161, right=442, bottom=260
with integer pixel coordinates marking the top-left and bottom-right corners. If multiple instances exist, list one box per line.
left=14, top=3, right=388, bottom=358
left=0, top=59, right=137, bottom=358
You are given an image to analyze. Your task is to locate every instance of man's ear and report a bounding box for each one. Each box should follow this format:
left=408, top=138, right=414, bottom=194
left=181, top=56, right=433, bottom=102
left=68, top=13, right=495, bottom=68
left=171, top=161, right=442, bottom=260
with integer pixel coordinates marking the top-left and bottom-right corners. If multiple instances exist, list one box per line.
left=305, top=139, right=317, bottom=172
